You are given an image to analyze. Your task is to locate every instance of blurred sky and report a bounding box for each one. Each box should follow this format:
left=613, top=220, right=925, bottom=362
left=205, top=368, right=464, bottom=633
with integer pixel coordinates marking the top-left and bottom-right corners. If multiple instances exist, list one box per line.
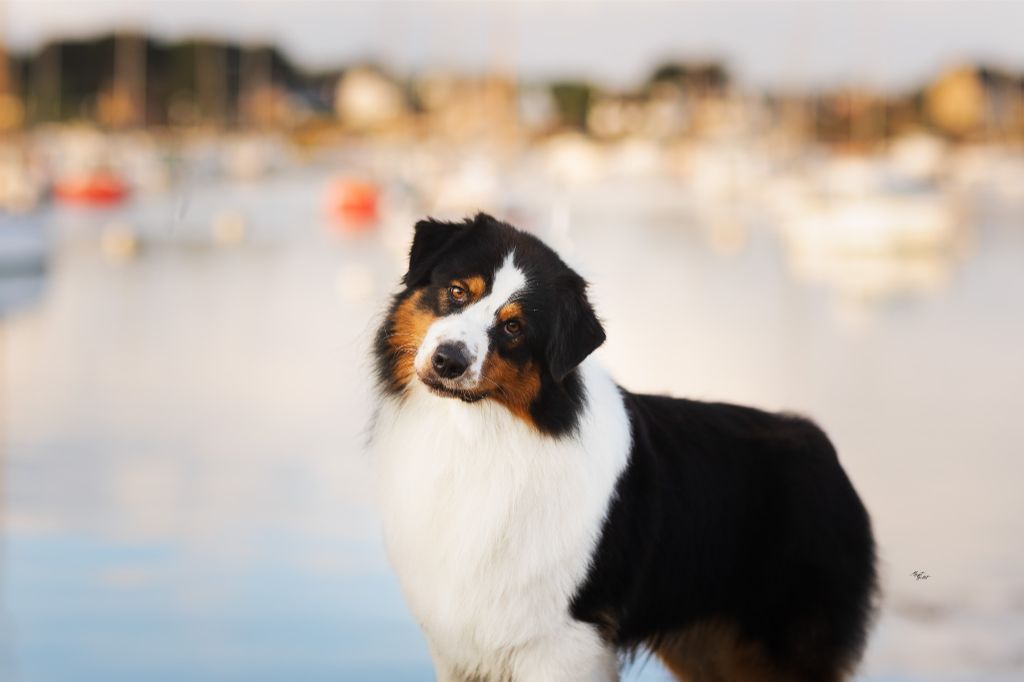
left=3, top=0, right=1024, bottom=92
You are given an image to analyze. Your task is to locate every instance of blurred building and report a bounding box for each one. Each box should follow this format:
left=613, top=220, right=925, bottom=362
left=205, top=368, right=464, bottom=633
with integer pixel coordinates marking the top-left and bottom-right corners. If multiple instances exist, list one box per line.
left=333, top=66, right=409, bottom=134
left=925, top=65, right=1024, bottom=141
left=417, top=73, right=519, bottom=142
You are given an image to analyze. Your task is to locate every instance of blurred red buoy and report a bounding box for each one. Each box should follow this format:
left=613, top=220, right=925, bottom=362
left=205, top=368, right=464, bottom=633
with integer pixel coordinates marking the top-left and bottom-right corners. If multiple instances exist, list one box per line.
left=327, top=178, right=379, bottom=231
left=54, top=171, right=130, bottom=206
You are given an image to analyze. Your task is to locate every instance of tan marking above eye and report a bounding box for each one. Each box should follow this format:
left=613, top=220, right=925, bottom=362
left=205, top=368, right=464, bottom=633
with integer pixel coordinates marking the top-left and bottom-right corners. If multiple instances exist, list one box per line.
left=464, top=275, right=486, bottom=299
left=447, top=275, right=486, bottom=306
left=497, top=301, right=524, bottom=322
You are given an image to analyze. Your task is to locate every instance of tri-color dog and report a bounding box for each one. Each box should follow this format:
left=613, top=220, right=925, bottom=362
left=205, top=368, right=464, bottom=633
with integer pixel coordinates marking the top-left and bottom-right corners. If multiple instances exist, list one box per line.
left=370, top=214, right=876, bottom=682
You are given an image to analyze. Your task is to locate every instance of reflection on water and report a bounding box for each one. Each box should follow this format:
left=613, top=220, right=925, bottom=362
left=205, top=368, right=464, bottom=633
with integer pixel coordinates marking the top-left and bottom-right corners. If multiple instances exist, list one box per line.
left=1, top=171, right=1022, bottom=682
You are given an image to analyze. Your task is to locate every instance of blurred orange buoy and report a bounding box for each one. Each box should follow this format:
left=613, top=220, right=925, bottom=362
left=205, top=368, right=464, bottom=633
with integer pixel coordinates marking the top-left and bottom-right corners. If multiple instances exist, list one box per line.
left=54, top=171, right=130, bottom=206
left=327, top=178, right=379, bottom=230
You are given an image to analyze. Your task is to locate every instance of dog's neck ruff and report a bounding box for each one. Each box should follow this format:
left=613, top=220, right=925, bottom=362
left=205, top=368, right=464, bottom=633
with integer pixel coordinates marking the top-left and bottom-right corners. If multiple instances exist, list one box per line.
left=371, top=359, right=631, bottom=678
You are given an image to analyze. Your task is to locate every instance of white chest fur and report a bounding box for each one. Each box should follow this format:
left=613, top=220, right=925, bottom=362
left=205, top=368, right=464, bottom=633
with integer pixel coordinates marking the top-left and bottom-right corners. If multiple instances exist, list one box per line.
left=371, top=361, right=631, bottom=677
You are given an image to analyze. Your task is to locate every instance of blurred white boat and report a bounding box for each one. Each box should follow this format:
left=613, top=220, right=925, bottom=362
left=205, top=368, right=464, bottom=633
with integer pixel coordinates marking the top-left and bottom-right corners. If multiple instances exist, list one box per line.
left=681, top=140, right=766, bottom=203
left=430, top=156, right=499, bottom=215
left=0, top=144, right=47, bottom=213
left=771, top=156, right=964, bottom=304
left=34, top=128, right=164, bottom=206
left=782, top=187, right=959, bottom=257
left=950, top=145, right=1024, bottom=201
left=542, top=133, right=607, bottom=188
left=885, top=133, right=949, bottom=183
left=776, top=157, right=961, bottom=256
left=222, top=134, right=292, bottom=181
left=113, top=133, right=173, bottom=194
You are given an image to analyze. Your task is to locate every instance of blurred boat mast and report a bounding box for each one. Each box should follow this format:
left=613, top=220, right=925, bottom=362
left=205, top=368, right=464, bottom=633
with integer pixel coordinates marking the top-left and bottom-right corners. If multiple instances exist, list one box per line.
left=31, top=38, right=60, bottom=123
left=113, top=31, right=146, bottom=129
left=0, top=0, right=9, bottom=124
left=196, top=40, right=227, bottom=129
left=241, top=43, right=272, bottom=129
left=0, top=7, right=8, bottom=678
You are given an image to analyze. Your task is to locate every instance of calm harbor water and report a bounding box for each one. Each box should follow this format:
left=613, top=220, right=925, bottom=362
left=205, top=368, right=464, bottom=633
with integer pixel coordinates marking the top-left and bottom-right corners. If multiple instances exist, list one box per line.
left=1, top=167, right=1022, bottom=681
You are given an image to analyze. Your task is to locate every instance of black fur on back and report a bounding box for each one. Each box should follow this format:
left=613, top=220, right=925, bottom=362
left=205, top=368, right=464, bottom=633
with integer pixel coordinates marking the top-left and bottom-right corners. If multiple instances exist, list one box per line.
left=571, top=394, right=877, bottom=680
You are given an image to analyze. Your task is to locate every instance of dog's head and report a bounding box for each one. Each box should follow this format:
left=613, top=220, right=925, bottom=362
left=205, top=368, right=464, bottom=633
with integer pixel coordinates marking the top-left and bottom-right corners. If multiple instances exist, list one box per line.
left=374, top=213, right=605, bottom=433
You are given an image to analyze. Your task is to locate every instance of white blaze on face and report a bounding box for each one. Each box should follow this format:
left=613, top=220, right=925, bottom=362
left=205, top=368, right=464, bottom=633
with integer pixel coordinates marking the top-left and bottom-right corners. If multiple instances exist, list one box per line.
left=415, top=252, right=527, bottom=390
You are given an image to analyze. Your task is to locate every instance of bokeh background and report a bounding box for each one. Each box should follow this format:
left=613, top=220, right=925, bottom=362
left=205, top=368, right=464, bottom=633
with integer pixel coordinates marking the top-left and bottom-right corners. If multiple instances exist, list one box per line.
left=1, top=1, right=1023, bottom=680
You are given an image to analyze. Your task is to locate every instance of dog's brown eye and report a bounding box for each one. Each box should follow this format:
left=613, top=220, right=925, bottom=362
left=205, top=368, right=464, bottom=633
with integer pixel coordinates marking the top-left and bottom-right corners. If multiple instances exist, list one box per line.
left=503, top=319, right=522, bottom=336
left=449, top=285, right=467, bottom=303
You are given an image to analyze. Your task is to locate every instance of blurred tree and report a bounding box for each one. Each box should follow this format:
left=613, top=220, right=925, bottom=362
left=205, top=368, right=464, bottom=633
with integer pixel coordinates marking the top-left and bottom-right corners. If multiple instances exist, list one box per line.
left=926, top=66, right=984, bottom=140
left=549, top=81, right=594, bottom=130
left=13, top=34, right=317, bottom=128
left=648, top=61, right=730, bottom=93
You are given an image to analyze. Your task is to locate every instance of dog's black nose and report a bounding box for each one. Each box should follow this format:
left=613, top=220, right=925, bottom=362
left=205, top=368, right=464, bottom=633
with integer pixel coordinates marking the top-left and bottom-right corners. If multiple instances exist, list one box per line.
left=431, top=342, right=470, bottom=379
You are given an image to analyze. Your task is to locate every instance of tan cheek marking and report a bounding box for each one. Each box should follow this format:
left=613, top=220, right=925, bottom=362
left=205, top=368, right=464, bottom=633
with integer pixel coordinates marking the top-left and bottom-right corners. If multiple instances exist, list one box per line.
left=481, top=353, right=541, bottom=427
left=388, top=290, right=436, bottom=388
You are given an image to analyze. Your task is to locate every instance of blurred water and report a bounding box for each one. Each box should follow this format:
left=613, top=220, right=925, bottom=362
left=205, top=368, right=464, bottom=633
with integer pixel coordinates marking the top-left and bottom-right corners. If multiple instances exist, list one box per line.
left=1, top=169, right=1022, bottom=681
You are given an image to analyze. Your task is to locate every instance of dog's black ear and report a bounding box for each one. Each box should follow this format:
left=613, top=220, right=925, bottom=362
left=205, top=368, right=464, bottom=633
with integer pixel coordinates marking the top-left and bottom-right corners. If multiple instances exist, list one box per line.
left=546, top=274, right=606, bottom=383
left=403, top=219, right=464, bottom=287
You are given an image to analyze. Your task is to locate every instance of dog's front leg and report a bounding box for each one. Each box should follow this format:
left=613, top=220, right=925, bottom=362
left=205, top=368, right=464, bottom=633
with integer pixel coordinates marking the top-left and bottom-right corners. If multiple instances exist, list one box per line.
left=512, top=624, right=619, bottom=682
